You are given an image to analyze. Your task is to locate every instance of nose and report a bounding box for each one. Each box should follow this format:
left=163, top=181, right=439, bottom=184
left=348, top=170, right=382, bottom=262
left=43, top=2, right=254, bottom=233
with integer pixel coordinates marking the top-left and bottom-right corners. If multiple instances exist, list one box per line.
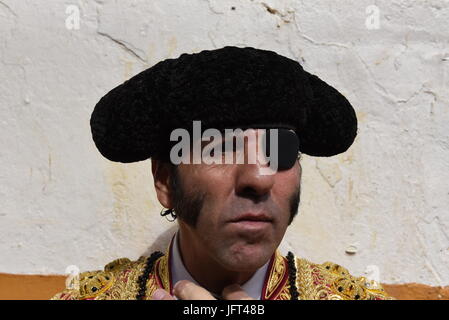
left=234, top=129, right=275, bottom=201
left=235, top=163, right=275, bottom=201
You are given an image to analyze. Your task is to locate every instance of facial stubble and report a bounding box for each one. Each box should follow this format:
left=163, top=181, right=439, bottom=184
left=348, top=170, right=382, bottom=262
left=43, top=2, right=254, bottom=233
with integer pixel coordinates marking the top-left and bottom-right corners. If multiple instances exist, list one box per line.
left=169, top=166, right=301, bottom=227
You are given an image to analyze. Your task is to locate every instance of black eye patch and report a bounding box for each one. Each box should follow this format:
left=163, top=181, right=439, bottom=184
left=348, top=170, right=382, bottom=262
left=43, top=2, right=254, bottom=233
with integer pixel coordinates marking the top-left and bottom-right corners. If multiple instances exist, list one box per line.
left=262, top=129, right=300, bottom=171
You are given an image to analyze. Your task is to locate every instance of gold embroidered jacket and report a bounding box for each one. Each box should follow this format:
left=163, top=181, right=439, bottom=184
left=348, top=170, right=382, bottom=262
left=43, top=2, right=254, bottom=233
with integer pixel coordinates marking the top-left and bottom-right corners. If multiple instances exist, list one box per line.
left=51, top=240, right=392, bottom=300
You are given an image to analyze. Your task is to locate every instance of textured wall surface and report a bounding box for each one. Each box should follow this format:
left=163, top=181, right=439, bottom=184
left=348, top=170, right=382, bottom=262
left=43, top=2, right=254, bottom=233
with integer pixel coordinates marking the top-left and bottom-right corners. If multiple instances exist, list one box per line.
left=1, top=0, right=448, bottom=287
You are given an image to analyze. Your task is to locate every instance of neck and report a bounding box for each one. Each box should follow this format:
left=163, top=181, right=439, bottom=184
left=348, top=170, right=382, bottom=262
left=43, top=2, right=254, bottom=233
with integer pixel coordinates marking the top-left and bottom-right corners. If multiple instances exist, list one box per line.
left=176, top=228, right=258, bottom=296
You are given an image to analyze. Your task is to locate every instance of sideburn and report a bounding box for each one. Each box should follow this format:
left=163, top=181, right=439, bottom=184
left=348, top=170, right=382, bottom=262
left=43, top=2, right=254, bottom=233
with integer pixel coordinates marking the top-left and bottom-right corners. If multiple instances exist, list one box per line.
left=288, top=163, right=302, bottom=225
left=169, top=165, right=205, bottom=228
left=288, top=184, right=301, bottom=225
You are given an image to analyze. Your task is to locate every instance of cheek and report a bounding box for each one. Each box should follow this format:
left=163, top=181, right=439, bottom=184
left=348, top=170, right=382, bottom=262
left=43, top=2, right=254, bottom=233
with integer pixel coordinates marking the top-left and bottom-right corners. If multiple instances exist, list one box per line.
left=184, top=165, right=236, bottom=220
left=277, top=162, right=301, bottom=190
left=198, top=165, right=236, bottom=191
left=273, top=167, right=301, bottom=217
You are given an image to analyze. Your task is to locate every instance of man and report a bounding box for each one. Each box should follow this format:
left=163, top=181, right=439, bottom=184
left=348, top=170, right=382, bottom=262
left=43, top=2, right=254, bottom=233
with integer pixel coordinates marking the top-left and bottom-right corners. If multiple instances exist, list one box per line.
left=52, top=46, right=392, bottom=300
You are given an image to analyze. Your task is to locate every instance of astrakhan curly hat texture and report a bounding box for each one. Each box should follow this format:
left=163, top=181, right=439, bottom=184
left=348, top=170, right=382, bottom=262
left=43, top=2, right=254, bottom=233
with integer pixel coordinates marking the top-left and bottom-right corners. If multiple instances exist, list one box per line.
left=90, top=46, right=357, bottom=163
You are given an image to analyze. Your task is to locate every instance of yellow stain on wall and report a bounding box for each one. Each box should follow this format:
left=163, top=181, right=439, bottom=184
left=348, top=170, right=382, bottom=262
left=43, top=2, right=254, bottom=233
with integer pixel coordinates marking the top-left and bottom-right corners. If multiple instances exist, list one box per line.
left=356, top=111, right=367, bottom=123
left=147, top=43, right=155, bottom=64
left=103, top=160, right=161, bottom=239
left=124, top=60, right=134, bottom=80
left=167, top=36, right=177, bottom=57
left=104, top=162, right=129, bottom=235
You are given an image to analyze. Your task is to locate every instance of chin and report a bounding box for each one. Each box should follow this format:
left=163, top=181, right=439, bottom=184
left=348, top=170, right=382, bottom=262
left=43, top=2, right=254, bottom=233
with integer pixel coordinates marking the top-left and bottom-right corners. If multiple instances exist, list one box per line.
left=219, top=242, right=274, bottom=272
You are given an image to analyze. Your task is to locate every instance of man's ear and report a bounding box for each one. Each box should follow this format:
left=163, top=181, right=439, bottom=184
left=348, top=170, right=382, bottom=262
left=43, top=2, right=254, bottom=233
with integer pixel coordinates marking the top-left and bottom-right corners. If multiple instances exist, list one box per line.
left=151, top=159, right=174, bottom=208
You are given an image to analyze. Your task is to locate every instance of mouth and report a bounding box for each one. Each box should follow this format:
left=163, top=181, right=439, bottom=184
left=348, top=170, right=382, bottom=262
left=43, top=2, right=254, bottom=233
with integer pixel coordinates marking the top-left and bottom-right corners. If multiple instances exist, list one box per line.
left=228, top=213, right=273, bottom=230
left=229, top=213, right=273, bottom=223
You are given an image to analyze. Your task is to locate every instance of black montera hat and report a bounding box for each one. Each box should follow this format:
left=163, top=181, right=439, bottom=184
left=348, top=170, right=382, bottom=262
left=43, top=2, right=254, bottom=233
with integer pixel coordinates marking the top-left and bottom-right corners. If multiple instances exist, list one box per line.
left=90, top=46, right=357, bottom=163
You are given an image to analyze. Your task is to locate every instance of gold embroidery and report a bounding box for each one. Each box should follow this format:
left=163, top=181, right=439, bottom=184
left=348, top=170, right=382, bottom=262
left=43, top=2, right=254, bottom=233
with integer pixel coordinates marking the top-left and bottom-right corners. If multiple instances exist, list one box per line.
left=296, top=257, right=315, bottom=300
left=318, top=261, right=393, bottom=300
left=98, top=259, right=142, bottom=299
left=314, top=287, right=331, bottom=300
left=328, top=293, right=344, bottom=300
left=104, top=258, right=132, bottom=273
left=276, top=283, right=291, bottom=300
left=51, top=240, right=393, bottom=300
left=321, top=261, right=350, bottom=277
left=157, top=254, right=170, bottom=292
left=264, top=251, right=286, bottom=299
left=332, top=276, right=367, bottom=300
left=145, top=273, right=159, bottom=300
left=51, top=270, right=116, bottom=300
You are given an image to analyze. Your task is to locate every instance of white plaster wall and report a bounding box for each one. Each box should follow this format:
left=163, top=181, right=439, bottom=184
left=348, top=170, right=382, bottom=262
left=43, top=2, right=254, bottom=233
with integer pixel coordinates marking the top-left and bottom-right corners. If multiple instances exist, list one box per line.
left=0, top=0, right=448, bottom=286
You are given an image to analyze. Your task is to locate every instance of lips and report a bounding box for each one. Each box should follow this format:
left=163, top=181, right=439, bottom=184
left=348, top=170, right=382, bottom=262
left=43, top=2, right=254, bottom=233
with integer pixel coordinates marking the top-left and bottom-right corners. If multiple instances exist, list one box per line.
left=229, top=213, right=273, bottom=223
left=227, top=213, right=273, bottom=233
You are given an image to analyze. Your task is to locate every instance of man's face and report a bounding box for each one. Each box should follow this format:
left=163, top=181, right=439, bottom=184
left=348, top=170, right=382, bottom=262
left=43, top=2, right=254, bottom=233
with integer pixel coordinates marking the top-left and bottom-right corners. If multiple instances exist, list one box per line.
left=169, top=129, right=301, bottom=272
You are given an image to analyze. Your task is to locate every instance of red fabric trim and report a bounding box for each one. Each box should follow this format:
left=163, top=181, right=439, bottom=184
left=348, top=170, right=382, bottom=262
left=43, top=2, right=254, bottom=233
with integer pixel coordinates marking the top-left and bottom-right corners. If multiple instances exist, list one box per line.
left=154, top=259, right=163, bottom=288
